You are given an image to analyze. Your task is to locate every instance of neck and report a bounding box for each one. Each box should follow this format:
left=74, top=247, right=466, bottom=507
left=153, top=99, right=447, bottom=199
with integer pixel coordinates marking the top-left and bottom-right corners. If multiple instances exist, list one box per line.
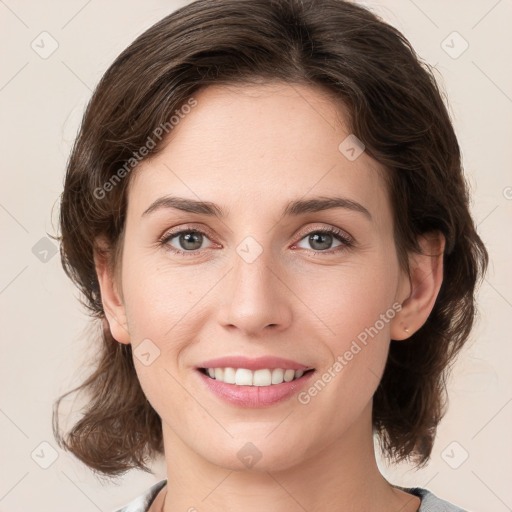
left=157, top=402, right=420, bottom=512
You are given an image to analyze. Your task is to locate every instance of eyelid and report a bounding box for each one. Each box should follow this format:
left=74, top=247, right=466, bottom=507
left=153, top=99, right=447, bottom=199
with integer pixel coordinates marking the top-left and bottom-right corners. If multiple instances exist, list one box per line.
left=293, top=223, right=354, bottom=247
left=158, top=223, right=216, bottom=242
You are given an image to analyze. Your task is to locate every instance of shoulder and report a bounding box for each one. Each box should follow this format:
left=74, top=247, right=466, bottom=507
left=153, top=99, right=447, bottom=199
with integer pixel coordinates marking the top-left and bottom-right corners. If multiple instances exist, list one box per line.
left=112, top=480, right=167, bottom=512
left=404, top=487, right=468, bottom=512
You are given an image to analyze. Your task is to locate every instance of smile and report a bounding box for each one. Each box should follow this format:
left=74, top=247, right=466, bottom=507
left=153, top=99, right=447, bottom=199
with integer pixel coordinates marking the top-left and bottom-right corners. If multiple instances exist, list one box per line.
left=199, top=367, right=315, bottom=386
left=196, top=366, right=317, bottom=408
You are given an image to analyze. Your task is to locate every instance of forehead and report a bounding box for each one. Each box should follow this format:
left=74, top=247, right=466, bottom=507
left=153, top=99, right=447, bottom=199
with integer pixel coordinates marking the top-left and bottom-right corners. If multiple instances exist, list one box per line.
left=128, top=83, right=391, bottom=227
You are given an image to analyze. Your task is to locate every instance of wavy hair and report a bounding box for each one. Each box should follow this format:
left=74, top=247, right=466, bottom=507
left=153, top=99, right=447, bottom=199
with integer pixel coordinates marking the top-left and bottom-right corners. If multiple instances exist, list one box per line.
left=52, top=0, right=488, bottom=476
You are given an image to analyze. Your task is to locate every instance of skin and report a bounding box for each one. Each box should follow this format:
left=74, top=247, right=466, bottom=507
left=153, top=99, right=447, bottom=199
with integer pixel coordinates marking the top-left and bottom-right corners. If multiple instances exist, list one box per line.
left=95, top=83, right=445, bottom=512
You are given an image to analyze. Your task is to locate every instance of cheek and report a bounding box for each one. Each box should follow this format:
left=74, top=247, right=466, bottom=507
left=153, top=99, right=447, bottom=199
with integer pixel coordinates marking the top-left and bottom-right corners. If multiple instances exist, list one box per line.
left=121, top=256, right=204, bottom=339
left=295, top=256, right=399, bottom=399
left=296, top=257, right=399, bottom=344
left=122, top=264, right=202, bottom=417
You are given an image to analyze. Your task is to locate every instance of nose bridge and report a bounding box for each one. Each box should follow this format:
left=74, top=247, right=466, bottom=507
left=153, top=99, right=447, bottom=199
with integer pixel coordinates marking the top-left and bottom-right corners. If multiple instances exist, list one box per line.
left=218, top=239, right=292, bottom=334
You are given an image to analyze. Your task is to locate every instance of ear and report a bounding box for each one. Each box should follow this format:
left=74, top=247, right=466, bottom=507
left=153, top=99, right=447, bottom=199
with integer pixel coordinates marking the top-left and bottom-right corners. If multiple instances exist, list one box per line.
left=390, top=232, right=445, bottom=340
left=93, top=236, right=130, bottom=345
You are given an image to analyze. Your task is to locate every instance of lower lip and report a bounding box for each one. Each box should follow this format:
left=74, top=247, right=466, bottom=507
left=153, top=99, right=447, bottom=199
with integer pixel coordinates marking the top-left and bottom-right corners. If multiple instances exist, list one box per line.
left=196, top=369, right=316, bottom=408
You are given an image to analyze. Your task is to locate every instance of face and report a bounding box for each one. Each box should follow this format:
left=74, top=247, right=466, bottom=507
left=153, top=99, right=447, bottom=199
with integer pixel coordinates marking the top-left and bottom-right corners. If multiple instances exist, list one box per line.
left=104, top=83, right=411, bottom=472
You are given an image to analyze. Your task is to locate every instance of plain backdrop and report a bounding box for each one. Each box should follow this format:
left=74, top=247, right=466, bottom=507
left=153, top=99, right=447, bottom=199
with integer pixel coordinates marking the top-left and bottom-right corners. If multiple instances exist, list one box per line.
left=1, top=1, right=511, bottom=511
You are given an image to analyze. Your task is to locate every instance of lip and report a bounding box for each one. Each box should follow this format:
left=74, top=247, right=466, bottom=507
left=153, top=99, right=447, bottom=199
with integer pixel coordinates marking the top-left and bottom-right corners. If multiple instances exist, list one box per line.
left=196, top=368, right=316, bottom=408
left=196, top=355, right=313, bottom=371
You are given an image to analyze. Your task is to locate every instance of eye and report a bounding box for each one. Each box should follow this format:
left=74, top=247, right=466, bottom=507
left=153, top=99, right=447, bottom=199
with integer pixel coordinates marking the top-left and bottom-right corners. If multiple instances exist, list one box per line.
left=159, top=228, right=214, bottom=254
left=294, top=227, right=353, bottom=253
left=159, top=225, right=354, bottom=256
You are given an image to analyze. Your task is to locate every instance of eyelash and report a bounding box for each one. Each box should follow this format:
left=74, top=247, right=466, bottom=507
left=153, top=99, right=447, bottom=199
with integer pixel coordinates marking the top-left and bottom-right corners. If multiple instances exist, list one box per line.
left=158, top=225, right=354, bottom=257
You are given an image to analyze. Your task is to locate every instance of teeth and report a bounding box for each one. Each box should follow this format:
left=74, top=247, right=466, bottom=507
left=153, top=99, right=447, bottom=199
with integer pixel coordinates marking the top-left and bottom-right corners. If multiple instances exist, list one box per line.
left=271, top=368, right=284, bottom=384
left=202, top=367, right=309, bottom=386
left=223, top=367, right=236, bottom=384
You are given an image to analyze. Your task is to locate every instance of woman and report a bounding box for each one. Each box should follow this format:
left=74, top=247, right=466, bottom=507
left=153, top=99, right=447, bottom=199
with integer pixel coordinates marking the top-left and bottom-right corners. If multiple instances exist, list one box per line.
left=53, top=0, right=488, bottom=511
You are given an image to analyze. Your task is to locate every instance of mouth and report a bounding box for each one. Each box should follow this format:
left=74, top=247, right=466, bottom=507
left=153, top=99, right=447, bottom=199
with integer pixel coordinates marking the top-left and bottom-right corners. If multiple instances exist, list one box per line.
left=195, top=366, right=317, bottom=408
left=197, top=367, right=315, bottom=386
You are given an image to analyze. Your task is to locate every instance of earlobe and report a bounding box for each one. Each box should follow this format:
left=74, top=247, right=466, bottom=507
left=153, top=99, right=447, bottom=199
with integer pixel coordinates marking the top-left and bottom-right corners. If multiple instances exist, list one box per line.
left=390, top=232, right=445, bottom=341
left=93, top=237, right=131, bottom=345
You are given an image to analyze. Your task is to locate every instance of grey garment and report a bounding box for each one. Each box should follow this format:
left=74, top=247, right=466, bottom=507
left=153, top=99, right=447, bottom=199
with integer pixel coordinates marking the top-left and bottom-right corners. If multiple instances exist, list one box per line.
left=399, top=487, right=468, bottom=512
left=114, top=479, right=167, bottom=512
left=113, top=479, right=468, bottom=512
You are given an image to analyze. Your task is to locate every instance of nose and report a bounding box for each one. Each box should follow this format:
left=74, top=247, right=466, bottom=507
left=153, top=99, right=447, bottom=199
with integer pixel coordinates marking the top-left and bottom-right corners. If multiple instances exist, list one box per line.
left=217, top=247, right=293, bottom=337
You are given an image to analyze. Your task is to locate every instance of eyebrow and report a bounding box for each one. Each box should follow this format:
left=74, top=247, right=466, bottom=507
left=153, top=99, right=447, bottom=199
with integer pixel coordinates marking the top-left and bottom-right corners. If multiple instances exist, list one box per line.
left=142, top=195, right=372, bottom=221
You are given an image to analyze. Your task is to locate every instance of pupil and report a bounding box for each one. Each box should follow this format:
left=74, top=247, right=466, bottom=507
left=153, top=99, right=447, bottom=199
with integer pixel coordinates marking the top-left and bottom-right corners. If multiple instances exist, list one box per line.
left=310, top=233, right=332, bottom=250
left=181, top=232, right=202, bottom=250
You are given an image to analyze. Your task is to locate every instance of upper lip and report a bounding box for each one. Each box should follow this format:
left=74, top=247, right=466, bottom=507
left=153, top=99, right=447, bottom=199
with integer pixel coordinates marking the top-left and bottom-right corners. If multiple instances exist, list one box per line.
left=196, top=356, right=314, bottom=371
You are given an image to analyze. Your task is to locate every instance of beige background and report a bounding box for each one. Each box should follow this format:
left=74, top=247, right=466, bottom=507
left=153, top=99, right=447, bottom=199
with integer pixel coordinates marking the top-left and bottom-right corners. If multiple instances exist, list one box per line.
left=1, top=1, right=511, bottom=511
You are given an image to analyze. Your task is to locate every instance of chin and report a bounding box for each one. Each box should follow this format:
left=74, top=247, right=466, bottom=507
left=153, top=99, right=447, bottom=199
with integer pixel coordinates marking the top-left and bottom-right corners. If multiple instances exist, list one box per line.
left=201, top=437, right=306, bottom=473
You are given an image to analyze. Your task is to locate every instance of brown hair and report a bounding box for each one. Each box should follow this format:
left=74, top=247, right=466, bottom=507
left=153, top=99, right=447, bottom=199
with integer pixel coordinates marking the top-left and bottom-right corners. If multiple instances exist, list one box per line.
left=52, top=0, right=488, bottom=476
